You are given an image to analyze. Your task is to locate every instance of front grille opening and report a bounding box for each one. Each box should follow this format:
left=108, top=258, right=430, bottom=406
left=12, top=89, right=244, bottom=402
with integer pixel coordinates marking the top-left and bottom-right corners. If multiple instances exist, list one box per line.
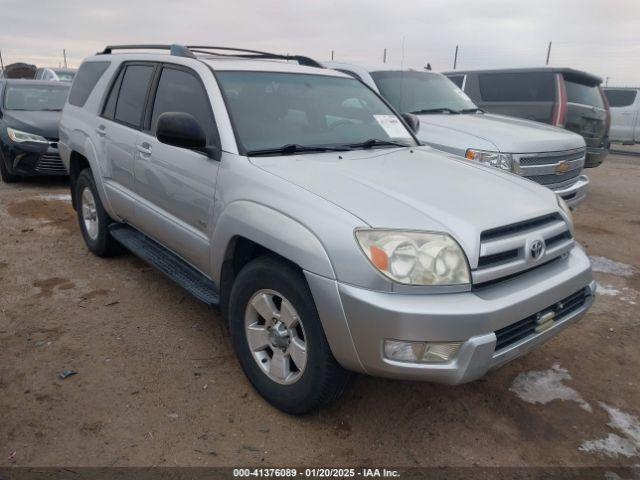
left=546, top=231, right=573, bottom=248
left=529, top=170, right=581, bottom=186
left=477, top=248, right=520, bottom=268
left=481, top=213, right=562, bottom=242
left=494, top=288, right=589, bottom=351
left=519, top=150, right=585, bottom=166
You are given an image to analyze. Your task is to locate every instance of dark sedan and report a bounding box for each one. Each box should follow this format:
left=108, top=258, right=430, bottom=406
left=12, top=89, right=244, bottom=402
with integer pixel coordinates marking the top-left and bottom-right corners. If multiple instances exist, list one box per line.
left=0, top=80, right=70, bottom=182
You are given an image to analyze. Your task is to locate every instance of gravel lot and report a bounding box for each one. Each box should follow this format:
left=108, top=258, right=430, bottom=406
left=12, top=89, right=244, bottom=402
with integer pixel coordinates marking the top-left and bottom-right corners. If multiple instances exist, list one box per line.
left=1, top=153, right=639, bottom=468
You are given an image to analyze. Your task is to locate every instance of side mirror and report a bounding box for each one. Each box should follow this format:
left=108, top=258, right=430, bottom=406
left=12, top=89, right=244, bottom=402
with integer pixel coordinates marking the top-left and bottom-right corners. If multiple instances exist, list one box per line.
left=401, top=112, right=420, bottom=134
left=157, top=112, right=207, bottom=151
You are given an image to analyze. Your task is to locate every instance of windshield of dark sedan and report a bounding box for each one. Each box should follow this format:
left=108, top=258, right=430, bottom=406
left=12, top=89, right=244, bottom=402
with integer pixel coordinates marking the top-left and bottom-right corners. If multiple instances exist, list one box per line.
left=215, top=71, right=417, bottom=153
left=371, top=71, right=477, bottom=114
left=3, top=84, right=70, bottom=111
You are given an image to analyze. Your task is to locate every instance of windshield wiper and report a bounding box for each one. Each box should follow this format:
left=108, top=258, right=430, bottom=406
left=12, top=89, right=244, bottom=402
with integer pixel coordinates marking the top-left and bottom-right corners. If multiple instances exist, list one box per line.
left=410, top=108, right=460, bottom=115
left=246, top=144, right=352, bottom=156
left=350, top=138, right=409, bottom=149
left=460, top=107, right=484, bottom=114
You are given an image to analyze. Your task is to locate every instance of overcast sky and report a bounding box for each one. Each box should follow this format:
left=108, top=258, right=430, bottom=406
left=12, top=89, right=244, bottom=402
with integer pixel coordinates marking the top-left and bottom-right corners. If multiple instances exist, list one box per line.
left=1, top=0, right=638, bottom=85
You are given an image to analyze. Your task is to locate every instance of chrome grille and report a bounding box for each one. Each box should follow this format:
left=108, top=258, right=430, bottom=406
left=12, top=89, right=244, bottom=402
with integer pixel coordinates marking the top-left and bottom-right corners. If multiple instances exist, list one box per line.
left=513, top=148, right=586, bottom=190
left=474, top=213, right=574, bottom=285
left=35, top=153, right=67, bottom=174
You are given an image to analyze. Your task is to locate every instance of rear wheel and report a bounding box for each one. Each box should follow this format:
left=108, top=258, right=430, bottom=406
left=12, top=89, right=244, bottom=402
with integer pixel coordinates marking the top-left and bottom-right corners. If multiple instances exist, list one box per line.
left=0, top=156, right=20, bottom=183
left=75, top=169, right=122, bottom=257
left=229, top=256, right=350, bottom=414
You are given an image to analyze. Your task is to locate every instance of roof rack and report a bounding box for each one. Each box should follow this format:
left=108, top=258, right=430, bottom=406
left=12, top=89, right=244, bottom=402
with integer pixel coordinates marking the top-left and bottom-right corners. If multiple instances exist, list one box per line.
left=97, top=44, right=323, bottom=68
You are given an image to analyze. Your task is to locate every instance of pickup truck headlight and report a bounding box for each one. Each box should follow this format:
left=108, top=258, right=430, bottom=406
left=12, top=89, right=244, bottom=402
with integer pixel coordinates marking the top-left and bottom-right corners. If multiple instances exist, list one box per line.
left=465, top=149, right=512, bottom=171
left=355, top=230, right=470, bottom=285
left=7, top=127, right=48, bottom=144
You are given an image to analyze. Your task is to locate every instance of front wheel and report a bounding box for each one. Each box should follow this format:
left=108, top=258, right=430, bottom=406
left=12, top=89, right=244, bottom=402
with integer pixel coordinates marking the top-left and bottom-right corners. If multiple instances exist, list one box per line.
left=229, top=256, right=350, bottom=414
left=75, top=169, right=122, bottom=257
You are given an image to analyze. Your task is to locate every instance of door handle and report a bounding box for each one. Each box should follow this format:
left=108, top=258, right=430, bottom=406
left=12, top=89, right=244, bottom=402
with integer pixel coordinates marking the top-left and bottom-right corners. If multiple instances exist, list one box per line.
left=95, top=125, right=106, bottom=137
left=136, top=143, right=152, bottom=156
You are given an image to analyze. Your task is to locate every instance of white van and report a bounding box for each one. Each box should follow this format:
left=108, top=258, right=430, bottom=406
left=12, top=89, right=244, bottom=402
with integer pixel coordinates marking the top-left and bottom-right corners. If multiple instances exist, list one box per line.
left=604, top=87, right=640, bottom=145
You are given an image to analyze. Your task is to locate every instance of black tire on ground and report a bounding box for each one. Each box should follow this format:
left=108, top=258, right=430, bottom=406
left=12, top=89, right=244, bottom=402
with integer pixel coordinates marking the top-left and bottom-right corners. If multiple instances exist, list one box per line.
left=0, top=155, right=20, bottom=183
left=228, top=255, right=351, bottom=414
left=75, top=169, right=122, bottom=257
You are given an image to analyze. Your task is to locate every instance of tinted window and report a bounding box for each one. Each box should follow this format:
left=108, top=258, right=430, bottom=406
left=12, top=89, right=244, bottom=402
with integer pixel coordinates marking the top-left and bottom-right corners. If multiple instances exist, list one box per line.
left=478, top=72, right=555, bottom=102
left=114, top=65, right=154, bottom=126
left=604, top=89, right=637, bottom=108
left=564, top=79, right=604, bottom=108
left=447, top=75, right=464, bottom=88
left=371, top=71, right=476, bottom=113
left=151, top=68, right=215, bottom=141
left=216, top=71, right=416, bottom=153
left=68, top=61, right=110, bottom=107
left=102, top=68, right=125, bottom=119
left=4, top=84, right=70, bottom=111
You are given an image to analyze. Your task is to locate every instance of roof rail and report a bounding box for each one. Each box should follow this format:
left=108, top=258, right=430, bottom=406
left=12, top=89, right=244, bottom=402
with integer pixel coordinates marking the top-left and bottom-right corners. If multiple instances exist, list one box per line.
left=98, top=44, right=196, bottom=59
left=186, top=46, right=324, bottom=68
left=97, top=44, right=323, bottom=68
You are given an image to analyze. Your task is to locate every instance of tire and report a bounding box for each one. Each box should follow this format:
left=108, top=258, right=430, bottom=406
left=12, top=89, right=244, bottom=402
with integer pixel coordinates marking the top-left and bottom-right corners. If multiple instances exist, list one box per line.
left=229, top=255, right=350, bottom=414
left=75, top=169, right=122, bottom=257
left=0, top=155, right=20, bottom=183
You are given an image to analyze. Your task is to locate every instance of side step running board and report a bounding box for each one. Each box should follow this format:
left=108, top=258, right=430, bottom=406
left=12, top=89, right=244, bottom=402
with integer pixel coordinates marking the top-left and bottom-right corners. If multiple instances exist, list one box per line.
left=109, top=223, right=220, bottom=307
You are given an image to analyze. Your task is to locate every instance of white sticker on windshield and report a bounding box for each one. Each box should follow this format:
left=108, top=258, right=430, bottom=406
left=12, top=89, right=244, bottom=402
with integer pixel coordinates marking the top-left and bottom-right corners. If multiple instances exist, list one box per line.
left=374, top=115, right=412, bottom=139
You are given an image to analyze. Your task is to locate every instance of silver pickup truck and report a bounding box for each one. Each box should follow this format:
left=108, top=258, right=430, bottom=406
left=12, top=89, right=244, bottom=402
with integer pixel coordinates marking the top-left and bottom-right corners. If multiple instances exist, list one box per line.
left=59, top=45, right=595, bottom=414
left=324, top=62, right=590, bottom=208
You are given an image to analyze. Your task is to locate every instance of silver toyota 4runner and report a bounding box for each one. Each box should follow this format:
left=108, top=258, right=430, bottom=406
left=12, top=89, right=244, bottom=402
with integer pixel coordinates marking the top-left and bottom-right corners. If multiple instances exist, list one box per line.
left=59, top=45, right=595, bottom=414
left=324, top=62, right=590, bottom=209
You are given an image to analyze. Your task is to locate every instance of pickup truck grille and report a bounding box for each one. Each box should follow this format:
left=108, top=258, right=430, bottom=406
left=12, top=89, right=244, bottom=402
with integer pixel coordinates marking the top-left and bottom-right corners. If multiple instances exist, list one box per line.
left=473, top=213, right=574, bottom=285
left=494, top=287, right=589, bottom=351
left=513, top=148, right=586, bottom=190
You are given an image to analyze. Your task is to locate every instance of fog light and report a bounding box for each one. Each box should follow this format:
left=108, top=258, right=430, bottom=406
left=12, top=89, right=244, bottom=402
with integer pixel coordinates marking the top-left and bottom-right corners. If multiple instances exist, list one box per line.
left=383, top=339, right=462, bottom=363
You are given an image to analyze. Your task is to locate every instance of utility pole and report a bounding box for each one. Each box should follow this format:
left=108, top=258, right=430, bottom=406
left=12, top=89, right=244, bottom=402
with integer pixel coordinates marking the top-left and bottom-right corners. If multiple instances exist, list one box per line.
left=0, top=49, right=5, bottom=71
left=63, top=49, right=68, bottom=68
left=453, top=45, right=459, bottom=70
left=383, top=48, right=387, bottom=64
left=331, top=50, right=334, bottom=60
left=545, top=41, right=552, bottom=65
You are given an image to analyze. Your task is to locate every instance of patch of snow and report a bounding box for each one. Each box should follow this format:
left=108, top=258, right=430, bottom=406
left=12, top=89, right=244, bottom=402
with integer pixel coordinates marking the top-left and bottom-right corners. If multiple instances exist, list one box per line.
left=597, top=283, right=621, bottom=296
left=37, top=193, right=72, bottom=202
left=590, top=256, right=635, bottom=278
left=510, top=363, right=592, bottom=412
left=580, top=402, right=640, bottom=459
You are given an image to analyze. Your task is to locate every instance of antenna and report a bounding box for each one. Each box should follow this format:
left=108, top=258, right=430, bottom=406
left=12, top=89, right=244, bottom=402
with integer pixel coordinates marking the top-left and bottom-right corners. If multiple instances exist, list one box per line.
left=545, top=41, right=552, bottom=65
left=453, top=45, right=459, bottom=70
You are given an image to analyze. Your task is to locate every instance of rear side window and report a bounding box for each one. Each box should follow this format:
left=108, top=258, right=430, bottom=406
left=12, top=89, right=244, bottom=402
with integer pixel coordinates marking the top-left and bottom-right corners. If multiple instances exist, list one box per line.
left=447, top=75, right=464, bottom=89
left=150, top=67, right=216, bottom=142
left=68, top=61, right=110, bottom=107
left=478, top=72, right=555, bottom=102
left=604, top=89, right=637, bottom=108
left=564, top=79, right=604, bottom=108
left=114, top=65, right=154, bottom=126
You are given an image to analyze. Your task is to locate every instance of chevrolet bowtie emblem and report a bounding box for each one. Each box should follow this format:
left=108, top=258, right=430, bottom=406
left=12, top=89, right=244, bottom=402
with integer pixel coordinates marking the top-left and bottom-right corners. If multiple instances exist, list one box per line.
left=555, top=161, right=570, bottom=174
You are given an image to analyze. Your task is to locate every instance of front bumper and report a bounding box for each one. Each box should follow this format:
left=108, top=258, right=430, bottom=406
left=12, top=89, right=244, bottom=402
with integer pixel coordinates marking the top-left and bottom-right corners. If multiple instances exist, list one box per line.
left=315, top=245, right=594, bottom=384
left=0, top=140, right=67, bottom=177
left=552, top=174, right=589, bottom=209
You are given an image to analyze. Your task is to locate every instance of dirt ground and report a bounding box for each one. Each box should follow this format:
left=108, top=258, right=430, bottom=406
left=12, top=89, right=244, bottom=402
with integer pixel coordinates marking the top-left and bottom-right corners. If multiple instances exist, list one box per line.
left=1, top=153, right=639, bottom=468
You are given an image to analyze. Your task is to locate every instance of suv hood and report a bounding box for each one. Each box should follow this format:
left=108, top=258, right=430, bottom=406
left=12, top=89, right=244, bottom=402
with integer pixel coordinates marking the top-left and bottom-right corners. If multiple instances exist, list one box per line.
left=251, top=147, right=560, bottom=264
left=417, top=112, right=586, bottom=153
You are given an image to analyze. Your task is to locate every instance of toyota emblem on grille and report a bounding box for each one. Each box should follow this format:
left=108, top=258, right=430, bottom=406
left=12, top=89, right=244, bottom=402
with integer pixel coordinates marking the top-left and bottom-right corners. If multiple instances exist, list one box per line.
left=530, top=240, right=545, bottom=260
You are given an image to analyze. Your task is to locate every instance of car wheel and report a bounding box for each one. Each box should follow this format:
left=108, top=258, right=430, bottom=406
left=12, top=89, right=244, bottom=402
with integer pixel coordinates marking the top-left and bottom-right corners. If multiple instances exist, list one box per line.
left=75, top=169, right=122, bottom=257
left=0, top=156, right=20, bottom=183
left=229, top=255, right=350, bottom=414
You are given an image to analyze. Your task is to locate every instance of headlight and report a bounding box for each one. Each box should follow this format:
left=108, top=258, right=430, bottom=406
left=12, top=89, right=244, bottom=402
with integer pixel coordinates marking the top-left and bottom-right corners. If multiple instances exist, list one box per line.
left=7, top=127, right=48, bottom=144
left=557, top=195, right=574, bottom=228
left=465, top=149, right=512, bottom=171
left=355, top=230, right=470, bottom=285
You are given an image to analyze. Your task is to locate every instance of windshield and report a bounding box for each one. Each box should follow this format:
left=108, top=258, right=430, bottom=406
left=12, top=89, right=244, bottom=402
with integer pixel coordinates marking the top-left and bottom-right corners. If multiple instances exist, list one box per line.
left=215, top=71, right=416, bottom=153
left=370, top=71, right=478, bottom=114
left=55, top=71, right=76, bottom=82
left=4, top=84, right=70, bottom=111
